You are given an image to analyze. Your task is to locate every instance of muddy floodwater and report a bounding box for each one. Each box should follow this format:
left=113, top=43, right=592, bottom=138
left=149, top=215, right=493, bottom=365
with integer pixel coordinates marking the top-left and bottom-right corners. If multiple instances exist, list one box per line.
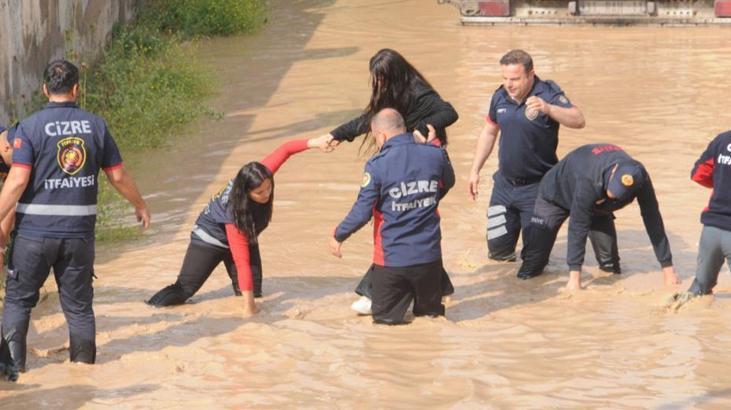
left=3, top=0, right=731, bottom=408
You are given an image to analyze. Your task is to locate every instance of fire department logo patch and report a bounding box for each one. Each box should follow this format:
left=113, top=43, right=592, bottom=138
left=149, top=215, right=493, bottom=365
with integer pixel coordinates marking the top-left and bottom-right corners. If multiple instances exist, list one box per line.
left=57, top=137, right=86, bottom=175
left=361, top=172, right=371, bottom=187
left=525, top=107, right=539, bottom=121
left=621, top=174, right=634, bottom=187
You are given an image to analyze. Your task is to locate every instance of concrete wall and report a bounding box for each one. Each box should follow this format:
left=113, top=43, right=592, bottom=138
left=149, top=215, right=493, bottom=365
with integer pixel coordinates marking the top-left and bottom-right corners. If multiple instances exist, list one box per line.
left=0, top=0, right=141, bottom=124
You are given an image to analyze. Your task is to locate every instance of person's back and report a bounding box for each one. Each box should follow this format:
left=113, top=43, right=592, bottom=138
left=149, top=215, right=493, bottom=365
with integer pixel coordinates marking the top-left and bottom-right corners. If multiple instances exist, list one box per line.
left=540, top=143, right=636, bottom=211
left=14, top=102, right=117, bottom=238
left=331, top=108, right=454, bottom=324
left=368, top=135, right=452, bottom=267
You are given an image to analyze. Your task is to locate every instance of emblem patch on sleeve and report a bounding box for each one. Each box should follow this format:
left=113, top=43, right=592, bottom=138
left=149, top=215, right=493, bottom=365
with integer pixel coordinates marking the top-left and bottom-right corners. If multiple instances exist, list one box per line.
left=621, top=174, right=634, bottom=187
left=361, top=172, right=371, bottom=187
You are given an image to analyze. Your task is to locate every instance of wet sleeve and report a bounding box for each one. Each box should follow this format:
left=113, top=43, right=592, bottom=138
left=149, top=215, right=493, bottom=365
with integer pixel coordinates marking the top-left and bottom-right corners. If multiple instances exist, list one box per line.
left=225, top=224, right=254, bottom=291
left=439, top=149, right=455, bottom=200
left=486, top=93, right=499, bottom=126
left=11, top=123, right=35, bottom=169
left=636, top=175, right=673, bottom=267
left=566, top=181, right=599, bottom=271
left=101, top=122, right=123, bottom=171
left=690, top=138, right=717, bottom=188
left=413, top=91, right=459, bottom=138
left=330, top=114, right=369, bottom=142
left=260, top=139, right=309, bottom=174
left=334, top=162, right=380, bottom=242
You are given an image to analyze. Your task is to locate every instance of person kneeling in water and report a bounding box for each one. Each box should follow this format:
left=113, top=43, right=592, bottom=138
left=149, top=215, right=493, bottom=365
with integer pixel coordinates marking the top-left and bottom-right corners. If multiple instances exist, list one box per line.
left=330, top=108, right=455, bottom=324
left=148, top=135, right=329, bottom=315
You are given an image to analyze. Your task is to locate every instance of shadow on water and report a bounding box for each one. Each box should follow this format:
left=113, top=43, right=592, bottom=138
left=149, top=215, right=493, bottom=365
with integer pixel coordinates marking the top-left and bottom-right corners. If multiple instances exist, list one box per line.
left=447, top=228, right=695, bottom=322
left=655, top=388, right=731, bottom=410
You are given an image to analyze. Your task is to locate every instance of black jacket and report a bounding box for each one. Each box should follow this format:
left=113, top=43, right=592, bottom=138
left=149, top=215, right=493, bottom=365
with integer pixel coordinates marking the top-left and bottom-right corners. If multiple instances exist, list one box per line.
left=330, top=83, right=458, bottom=145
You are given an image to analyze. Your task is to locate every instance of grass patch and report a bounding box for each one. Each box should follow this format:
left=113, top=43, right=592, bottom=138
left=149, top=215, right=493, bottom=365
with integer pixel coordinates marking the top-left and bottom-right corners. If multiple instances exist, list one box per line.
left=141, top=0, right=268, bottom=37
left=71, top=0, right=266, bottom=240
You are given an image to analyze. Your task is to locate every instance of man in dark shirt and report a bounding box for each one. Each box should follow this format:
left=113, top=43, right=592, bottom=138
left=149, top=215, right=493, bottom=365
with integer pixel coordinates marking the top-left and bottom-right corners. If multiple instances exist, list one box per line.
left=0, top=60, right=150, bottom=381
left=468, top=50, right=619, bottom=277
left=518, top=143, right=681, bottom=290
left=682, top=131, right=731, bottom=297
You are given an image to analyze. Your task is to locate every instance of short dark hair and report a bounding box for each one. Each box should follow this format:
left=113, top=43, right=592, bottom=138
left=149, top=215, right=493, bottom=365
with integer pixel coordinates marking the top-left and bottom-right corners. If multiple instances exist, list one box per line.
left=43, top=60, right=79, bottom=94
left=499, top=49, right=533, bottom=73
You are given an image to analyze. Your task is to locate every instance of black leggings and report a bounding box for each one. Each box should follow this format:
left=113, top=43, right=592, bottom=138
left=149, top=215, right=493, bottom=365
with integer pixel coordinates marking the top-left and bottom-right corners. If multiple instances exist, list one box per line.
left=147, top=238, right=262, bottom=307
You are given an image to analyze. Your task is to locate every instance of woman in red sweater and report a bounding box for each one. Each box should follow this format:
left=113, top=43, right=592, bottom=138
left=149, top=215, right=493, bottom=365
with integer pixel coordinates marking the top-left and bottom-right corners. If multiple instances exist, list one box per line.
left=148, top=136, right=328, bottom=315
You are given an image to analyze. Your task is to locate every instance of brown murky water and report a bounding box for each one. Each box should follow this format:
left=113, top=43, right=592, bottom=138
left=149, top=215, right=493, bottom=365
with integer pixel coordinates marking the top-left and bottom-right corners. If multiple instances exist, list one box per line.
left=3, top=0, right=731, bottom=408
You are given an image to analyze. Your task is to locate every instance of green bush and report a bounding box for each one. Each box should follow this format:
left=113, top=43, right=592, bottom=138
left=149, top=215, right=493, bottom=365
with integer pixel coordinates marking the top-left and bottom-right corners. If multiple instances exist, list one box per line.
left=81, top=26, right=215, bottom=151
left=142, top=0, right=267, bottom=37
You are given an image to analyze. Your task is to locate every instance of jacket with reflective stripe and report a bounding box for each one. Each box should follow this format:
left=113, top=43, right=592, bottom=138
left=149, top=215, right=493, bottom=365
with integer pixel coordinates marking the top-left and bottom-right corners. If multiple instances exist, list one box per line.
left=12, top=102, right=122, bottom=239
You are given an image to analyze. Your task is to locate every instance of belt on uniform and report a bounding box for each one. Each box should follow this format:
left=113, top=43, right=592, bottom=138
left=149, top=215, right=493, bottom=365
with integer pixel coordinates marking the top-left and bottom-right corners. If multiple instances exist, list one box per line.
left=503, top=176, right=542, bottom=187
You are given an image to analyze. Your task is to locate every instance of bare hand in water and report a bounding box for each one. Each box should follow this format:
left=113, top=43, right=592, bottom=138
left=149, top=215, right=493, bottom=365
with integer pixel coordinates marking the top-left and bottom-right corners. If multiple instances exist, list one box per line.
left=242, top=291, right=258, bottom=317
left=564, top=270, right=583, bottom=291
left=663, top=266, right=681, bottom=286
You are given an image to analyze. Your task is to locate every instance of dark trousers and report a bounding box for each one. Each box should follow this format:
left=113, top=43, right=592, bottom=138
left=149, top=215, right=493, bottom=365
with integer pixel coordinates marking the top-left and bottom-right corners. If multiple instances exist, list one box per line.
left=518, top=195, right=620, bottom=277
left=488, top=175, right=619, bottom=270
left=688, top=225, right=731, bottom=295
left=355, top=262, right=454, bottom=298
left=371, top=260, right=445, bottom=325
left=1, top=235, right=96, bottom=371
left=147, top=238, right=262, bottom=307
left=486, top=174, right=540, bottom=261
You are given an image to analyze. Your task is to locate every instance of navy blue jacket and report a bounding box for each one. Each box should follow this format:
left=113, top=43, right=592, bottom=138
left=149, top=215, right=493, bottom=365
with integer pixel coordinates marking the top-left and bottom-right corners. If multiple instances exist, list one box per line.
left=487, top=76, right=573, bottom=181
left=691, top=131, right=731, bottom=231
left=334, top=133, right=455, bottom=267
left=12, top=102, right=122, bottom=239
left=540, top=144, right=672, bottom=271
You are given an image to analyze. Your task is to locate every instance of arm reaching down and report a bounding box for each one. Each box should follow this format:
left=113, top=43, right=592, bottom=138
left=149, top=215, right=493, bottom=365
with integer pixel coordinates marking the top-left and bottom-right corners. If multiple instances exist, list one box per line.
left=105, top=165, right=150, bottom=229
left=225, top=224, right=258, bottom=316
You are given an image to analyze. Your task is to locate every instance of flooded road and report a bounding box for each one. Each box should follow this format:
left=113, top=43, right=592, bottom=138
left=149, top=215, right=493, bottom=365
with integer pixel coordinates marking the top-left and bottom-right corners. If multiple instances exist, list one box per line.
left=3, top=0, right=731, bottom=407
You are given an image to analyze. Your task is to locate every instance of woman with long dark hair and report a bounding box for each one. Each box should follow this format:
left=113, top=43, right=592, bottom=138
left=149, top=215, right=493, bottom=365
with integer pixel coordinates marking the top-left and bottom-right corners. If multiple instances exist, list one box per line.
left=320, top=48, right=459, bottom=314
left=148, top=136, right=329, bottom=315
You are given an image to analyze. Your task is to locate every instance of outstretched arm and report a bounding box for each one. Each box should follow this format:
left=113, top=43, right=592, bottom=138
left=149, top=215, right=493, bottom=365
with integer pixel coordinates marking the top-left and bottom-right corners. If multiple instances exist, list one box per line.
left=331, top=163, right=380, bottom=258
left=636, top=174, right=680, bottom=286
left=260, top=136, right=329, bottom=174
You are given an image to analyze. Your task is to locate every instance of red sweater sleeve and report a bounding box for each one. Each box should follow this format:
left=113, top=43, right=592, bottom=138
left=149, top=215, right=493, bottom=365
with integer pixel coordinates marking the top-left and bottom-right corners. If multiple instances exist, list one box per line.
left=260, top=139, right=309, bottom=174
left=225, top=224, right=253, bottom=291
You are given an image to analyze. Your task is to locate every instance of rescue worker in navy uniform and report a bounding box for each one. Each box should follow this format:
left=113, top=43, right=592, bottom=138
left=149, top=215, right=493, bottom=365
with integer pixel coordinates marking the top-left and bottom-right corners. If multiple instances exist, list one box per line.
left=329, top=108, right=455, bottom=324
left=678, top=131, right=731, bottom=298
left=517, top=143, right=681, bottom=290
left=0, top=60, right=150, bottom=381
left=467, top=49, right=622, bottom=276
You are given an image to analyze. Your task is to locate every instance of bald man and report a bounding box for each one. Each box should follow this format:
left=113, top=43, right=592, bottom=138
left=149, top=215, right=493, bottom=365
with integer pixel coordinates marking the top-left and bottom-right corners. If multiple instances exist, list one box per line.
left=330, top=108, right=455, bottom=324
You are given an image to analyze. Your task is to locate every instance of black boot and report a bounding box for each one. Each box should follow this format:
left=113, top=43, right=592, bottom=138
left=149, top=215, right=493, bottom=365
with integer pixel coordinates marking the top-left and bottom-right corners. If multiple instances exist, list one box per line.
left=147, top=283, right=189, bottom=307
left=3, top=326, right=28, bottom=374
left=0, top=338, right=19, bottom=382
left=69, top=335, right=96, bottom=364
